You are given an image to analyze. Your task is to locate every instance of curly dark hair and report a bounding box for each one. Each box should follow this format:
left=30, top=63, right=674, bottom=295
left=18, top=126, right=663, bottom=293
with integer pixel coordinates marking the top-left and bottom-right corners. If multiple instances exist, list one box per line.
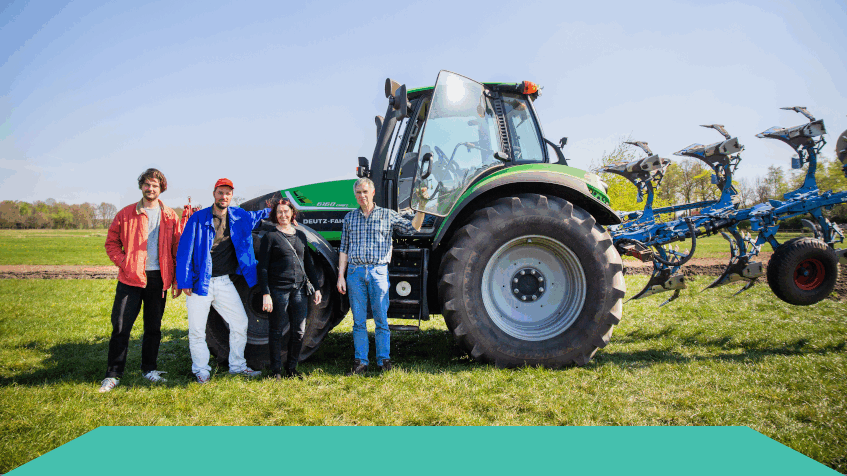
left=269, top=198, right=298, bottom=226
left=137, top=168, right=167, bottom=192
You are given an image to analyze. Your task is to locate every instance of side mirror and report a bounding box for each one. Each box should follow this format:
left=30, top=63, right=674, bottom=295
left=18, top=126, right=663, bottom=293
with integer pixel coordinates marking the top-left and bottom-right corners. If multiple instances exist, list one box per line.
left=559, top=137, right=568, bottom=148
left=420, top=152, right=433, bottom=179
left=356, top=157, right=370, bottom=178
left=389, top=84, right=410, bottom=120
left=493, top=151, right=510, bottom=162
left=385, top=78, right=401, bottom=98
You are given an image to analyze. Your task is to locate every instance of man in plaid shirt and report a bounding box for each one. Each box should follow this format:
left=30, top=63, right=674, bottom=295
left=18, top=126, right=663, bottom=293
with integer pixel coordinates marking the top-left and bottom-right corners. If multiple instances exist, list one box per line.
left=337, top=177, right=423, bottom=374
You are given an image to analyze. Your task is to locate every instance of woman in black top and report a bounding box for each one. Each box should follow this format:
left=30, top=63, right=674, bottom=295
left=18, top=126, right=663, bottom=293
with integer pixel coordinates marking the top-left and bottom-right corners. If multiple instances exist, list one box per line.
left=257, top=198, right=321, bottom=379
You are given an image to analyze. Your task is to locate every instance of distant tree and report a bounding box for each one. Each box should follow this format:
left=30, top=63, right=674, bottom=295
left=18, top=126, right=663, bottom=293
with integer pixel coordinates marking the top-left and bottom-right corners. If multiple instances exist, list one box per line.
left=753, top=176, right=770, bottom=204
left=0, top=201, right=23, bottom=228
left=595, top=140, right=673, bottom=216
left=736, top=177, right=754, bottom=208
left=98, top=202, right=118, bottom=227
left=232, top=196, right=246, bottom=207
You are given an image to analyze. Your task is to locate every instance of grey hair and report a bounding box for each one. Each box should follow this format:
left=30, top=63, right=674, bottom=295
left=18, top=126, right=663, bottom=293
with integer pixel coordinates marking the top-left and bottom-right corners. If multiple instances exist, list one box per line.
left=354, top=177, right=375, bottom=191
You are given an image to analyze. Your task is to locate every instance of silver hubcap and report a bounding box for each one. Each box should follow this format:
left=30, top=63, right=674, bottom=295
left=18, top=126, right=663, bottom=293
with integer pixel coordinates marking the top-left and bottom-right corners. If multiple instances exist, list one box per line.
left=481, top=235, right=586, bottom=341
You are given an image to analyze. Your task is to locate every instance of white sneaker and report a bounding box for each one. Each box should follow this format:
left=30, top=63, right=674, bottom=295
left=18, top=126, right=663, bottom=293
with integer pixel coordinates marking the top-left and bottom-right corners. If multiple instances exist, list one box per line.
left=229, top=367, right=262, bottom=377
left=98, top=378, right=119, bottom=393
left=195, top=372, right=210, bottom=384
left=142, top=370, right=167, bottom=383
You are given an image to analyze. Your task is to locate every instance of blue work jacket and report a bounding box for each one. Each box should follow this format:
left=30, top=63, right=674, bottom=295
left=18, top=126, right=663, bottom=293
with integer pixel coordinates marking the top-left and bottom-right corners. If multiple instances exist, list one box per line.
left=176, top=206, right=270, bottom=296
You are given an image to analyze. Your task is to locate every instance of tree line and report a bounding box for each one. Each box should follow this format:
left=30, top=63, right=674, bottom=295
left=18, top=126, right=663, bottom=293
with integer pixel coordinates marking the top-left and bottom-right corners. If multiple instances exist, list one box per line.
left=0, top=196, right=250, bottom=230
left=596, top=140, right=847, bottom=224
left=1, top=200, right=121, bottom=229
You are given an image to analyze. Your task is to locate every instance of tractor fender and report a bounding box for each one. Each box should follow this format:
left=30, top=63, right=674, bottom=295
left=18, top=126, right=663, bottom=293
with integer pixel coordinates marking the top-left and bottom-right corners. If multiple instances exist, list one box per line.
left=297, top=223, right=339, bottom=274
left=431, top=170, right=622, bottom=250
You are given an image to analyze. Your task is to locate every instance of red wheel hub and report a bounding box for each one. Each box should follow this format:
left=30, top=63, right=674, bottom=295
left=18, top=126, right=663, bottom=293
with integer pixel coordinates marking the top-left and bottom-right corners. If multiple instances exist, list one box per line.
left=793, top=258, right=825, bottom=290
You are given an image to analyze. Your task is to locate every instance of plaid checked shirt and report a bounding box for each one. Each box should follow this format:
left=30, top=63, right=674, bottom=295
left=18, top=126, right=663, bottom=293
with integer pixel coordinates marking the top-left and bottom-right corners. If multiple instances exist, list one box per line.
left=339, top=206, right=417, bottom=266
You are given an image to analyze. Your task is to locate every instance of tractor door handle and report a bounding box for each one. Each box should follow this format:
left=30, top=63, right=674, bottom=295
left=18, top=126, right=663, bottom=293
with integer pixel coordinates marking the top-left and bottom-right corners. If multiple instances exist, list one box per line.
left=420, top=152, right=433, bottom=179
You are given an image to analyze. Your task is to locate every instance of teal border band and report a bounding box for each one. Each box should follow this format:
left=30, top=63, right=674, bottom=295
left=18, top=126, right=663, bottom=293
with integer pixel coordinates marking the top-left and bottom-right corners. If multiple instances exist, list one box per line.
left=10, top=426, right=838, bottom=475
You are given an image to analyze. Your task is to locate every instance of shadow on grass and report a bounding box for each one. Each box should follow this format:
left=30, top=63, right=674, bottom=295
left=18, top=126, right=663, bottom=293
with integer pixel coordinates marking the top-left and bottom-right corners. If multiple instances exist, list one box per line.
left=0, top=328, right=192, bottom=387
left=4, top=324, right=845, bottom=385
left=305, top=328, right=472, bottom=375
left=599, top=327, right=847, bottom=366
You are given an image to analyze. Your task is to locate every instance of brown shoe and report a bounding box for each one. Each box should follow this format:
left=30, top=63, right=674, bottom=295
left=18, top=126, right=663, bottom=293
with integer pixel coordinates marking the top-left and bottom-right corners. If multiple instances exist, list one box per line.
left=346, top=359, right=367, bottom=376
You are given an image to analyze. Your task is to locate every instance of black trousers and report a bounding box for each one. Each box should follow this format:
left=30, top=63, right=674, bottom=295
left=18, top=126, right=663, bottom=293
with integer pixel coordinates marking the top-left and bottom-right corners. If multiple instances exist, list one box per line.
left=268, top=286, right=308, bottom=373
left=104, top=271, right=166, bottom=378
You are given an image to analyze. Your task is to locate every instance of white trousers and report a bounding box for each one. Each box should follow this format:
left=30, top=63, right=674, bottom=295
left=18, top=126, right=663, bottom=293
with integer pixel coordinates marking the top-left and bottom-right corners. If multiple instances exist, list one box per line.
left=186, top=275, right=248, bottom=375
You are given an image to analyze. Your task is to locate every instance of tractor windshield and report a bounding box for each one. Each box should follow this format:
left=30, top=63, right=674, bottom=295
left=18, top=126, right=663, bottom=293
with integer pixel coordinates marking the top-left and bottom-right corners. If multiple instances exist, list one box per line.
left=411, top=71, right=502, bottom=216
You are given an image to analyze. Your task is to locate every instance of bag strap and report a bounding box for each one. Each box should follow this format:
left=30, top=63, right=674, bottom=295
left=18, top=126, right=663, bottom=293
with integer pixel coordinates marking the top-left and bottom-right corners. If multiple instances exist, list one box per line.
left=278, top=229, right=313, bottom=288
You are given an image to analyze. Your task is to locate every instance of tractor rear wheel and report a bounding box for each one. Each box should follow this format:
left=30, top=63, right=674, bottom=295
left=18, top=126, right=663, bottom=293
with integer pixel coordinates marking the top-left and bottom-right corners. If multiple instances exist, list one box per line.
left=438, top=194, right=626, bottom=368
left=205, top=257, right=342, bottom=370
left=767, top=237, right=838, bottom=305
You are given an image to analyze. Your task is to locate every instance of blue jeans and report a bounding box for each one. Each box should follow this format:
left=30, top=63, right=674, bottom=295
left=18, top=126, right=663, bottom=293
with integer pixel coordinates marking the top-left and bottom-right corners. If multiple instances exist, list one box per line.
left=348, top=264, right=390, bottom=366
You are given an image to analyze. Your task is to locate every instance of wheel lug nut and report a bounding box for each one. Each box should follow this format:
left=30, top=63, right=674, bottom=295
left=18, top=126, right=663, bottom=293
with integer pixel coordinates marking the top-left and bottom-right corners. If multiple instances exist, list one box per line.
left=520, top=270, right=525, bottom=275
left=531, top=295, right=537, bottom=300
left=513, top=289, right=519, bottom=294
left=539, top=287, right=544, bottom=292
left=521, top=296, right=527, bottom=301
left=513, top=278, right=518, bottom=283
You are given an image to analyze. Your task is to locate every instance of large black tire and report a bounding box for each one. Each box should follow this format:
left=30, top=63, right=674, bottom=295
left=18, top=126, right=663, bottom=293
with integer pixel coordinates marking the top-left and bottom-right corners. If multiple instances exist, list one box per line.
left=767, top=237, right=838, bottom=306
left=206, top=255, right=342, bottom=370
left=438, top=194, right=626, bottom=368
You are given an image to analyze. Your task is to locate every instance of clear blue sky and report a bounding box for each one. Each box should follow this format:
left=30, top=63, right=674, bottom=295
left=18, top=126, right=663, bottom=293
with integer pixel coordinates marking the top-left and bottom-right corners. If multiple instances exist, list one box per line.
left=2, top=0, right=845, bottom=208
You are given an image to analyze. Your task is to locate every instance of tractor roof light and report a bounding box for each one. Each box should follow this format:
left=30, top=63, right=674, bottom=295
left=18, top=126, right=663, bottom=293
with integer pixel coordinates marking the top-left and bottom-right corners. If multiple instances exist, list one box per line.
left=522, top=81, right=540, bottom=95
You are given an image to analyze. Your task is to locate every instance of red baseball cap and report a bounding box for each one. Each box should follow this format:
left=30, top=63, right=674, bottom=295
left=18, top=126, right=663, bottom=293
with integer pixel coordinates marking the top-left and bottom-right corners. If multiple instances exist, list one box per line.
left=214, top=178, right=234, bottom=190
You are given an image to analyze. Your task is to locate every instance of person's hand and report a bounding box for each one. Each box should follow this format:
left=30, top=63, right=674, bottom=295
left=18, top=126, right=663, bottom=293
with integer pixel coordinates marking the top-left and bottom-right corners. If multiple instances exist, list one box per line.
left=313, top=290, right=322, bottom=305
left=171, top=283, right=182, bottom=299
left=337, top=275, right=346, bottom=294
left=262, top=294, right=273, bottom=313
left=181, top=288, right=192, bottom=296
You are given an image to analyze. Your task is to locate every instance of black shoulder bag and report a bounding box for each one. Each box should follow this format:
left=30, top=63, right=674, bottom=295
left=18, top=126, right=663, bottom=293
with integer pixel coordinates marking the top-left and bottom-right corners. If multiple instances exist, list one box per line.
left=279, top=231, right=316, bottom=296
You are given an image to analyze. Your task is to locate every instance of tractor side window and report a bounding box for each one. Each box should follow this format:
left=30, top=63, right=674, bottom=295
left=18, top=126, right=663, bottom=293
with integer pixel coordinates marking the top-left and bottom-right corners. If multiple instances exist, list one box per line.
left=502, top=94, right=544, bottom=163
left=397, top=98, right=430, bottom=209
left=386, top=117, right=410, bottom=170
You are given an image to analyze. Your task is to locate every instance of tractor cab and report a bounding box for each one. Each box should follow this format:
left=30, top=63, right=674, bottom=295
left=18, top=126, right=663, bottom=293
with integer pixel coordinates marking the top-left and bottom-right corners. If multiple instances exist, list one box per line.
left=363, top=71, right=568, bottom=227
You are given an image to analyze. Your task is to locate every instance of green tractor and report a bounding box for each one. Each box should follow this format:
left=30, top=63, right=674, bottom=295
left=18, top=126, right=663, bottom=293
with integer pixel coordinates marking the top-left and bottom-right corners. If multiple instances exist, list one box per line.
left=206, top=70, right=626, bottom=368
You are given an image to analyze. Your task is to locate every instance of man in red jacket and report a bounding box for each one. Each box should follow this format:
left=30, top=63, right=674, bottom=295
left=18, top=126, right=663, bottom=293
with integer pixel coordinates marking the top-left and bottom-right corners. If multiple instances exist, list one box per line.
left=100, top=168, right=182, bottom=393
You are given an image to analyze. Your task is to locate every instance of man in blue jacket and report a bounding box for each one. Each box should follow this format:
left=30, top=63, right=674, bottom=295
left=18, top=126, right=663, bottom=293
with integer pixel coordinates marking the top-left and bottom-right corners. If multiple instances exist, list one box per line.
left=177, top=178, right=270, bottom=383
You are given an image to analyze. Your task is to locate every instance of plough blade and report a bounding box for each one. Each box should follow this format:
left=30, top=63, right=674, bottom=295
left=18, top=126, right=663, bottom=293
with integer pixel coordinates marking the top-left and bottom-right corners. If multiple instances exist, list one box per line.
left=629, top=268, right=687, bottom=302
left=704, top=259, right=764, bottom=290
left=732, top=279, right=759, bottom=296
left=659, top=289, right=682, bottom=307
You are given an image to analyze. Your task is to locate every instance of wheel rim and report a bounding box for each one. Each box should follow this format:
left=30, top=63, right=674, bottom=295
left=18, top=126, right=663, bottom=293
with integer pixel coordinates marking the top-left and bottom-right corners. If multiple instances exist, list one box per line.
left=794, top=258, right=825, bottom=290
left=481, top=235, right=586, bottom=341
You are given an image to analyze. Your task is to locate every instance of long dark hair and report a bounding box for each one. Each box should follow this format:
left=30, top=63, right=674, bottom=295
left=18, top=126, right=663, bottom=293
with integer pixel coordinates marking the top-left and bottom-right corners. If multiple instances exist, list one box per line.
left=269, top=198, right=298, bottom=226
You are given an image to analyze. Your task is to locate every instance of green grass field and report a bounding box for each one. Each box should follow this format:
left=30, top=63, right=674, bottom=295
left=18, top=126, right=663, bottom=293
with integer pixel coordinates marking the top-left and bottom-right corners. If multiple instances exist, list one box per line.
left=0, top=229, right=811, bottom=266
left=1, top=278, right=845, bottom=472
left=0, top=229, right=112, bottom=266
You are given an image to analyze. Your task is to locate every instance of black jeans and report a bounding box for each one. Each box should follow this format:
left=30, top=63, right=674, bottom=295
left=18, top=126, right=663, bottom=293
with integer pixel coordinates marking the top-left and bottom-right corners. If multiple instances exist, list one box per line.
left=268, top=286, right=308, bottom=373
left=104, top=271, right=166, bottom=378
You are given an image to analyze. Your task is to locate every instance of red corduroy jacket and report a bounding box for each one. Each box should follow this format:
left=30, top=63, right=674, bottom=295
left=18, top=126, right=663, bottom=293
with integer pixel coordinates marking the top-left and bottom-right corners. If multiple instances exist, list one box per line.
left=105, top=199, right=183, bottom=290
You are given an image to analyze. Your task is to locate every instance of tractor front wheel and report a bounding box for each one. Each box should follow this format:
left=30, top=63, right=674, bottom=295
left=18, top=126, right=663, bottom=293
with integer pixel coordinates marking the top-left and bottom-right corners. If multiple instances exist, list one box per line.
left=767, top=237, right=838, bottom=305
left=438, top=194, right=626, bottom=368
